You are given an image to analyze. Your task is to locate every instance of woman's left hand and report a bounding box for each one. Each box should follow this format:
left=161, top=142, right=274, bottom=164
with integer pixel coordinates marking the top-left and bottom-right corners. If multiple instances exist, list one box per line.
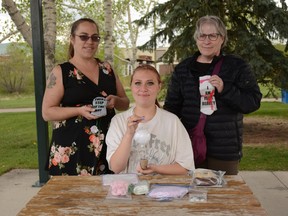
left=210, top=75, right=224, bottom=93
left=136, top=164, right=156, bottom=175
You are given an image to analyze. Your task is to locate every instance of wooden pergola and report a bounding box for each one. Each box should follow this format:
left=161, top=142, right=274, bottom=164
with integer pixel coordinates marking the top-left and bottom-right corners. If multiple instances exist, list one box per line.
left=30, top=0, right=50, bottom=185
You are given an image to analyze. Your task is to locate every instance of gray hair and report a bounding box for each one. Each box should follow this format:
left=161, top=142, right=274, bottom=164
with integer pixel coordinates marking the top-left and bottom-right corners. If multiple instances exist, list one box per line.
left=193, top=15, right=228, bottom=48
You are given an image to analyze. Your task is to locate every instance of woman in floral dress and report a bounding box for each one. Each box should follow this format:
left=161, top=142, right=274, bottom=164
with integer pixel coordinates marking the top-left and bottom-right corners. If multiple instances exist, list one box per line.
left=42, top=18, right=129, bottom=175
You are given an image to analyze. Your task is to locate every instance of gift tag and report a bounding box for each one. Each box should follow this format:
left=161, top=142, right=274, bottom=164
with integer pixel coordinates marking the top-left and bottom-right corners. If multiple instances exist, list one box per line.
left=199, top=75, right=217, bottom=115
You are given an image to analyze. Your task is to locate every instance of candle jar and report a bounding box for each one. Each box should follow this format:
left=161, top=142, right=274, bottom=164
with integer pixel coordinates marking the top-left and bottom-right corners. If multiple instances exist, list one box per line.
left=139, top=143, right=148, bottom=170
left=134, top=129, right=151, bottom=170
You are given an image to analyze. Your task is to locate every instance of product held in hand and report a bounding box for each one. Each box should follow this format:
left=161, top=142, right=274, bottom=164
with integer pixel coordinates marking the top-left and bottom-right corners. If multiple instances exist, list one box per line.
left=134, top=129, right=151, bottom=170
left=91, top=97, right=107, bottom=117
left=140, top=159, right=148, bottom=170
left=134, top=129, right=151, bottom=144
left=199, top=75, right=217, bottom=115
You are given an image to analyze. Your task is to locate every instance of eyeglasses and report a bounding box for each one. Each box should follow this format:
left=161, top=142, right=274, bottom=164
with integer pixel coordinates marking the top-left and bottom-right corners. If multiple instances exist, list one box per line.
left=75, top=34, right=101, bottom=42
left=197, top=33, right=220, bottom=41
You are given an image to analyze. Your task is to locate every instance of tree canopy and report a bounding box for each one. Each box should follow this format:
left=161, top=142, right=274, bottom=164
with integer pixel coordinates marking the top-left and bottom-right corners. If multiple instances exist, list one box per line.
left=138, top=0, right=288, bottom=89
left=1, top=0, right=156, bottom=76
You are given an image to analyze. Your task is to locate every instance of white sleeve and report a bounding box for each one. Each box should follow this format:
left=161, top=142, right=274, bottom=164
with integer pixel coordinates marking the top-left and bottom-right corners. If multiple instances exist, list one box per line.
left=105, top=115, right=126, bottom=169
left=174, top=118, right=195, bottom=171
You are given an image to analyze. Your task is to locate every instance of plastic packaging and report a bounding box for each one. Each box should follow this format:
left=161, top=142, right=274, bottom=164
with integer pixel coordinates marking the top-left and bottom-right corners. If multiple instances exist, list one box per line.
left=147, top=184, right=189, bottom=201
left=189, top=189, right=207, bottom=202
left=106, top=180, right=132, bottom=200
left=102, top=173, right=139, bottom=186
left=131, top=180, right=150, bottom=195
left=189, top=168, right=226, bottom=187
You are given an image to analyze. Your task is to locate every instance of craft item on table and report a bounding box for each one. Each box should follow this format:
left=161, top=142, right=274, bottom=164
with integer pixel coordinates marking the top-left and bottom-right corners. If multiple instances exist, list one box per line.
left=134, top=129, right=151, bottom=170
left=189, top=189, right=207, bottom=202
left=147, top=184, right=189, bottom=201
left=110, top=180, right=129, bottom=196
left=129, top=180, right=150, bottom=195
left=189, top=168, right=226, bottom=187
left=106, top=180, right=132, bottom=200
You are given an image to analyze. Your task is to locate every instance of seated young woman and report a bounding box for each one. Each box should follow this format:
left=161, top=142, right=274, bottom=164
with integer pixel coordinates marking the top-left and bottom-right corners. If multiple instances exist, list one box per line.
left=106, top=64, right=195, bottom=175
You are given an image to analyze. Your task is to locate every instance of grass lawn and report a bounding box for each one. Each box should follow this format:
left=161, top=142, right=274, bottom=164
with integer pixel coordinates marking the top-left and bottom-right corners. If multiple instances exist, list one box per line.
left=240, top=145, right=288, bottom=171
left=247, top=101, right=288, bottom=118
left=0, top=112, right=38, bottom=174
left=0, top=94, right=35, bottom=109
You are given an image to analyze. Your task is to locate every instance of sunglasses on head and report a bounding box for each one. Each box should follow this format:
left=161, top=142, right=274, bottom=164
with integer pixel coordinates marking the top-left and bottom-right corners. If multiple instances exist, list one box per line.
left=75, top=34, right=101, bottom=42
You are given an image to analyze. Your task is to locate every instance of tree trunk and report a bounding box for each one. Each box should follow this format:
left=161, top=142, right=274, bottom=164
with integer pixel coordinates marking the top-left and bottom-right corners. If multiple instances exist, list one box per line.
left=2, top=0, right=32, bottom=46
left=43, top=0, right=56, bottom=76
left=103, top=0, right=114, bottom=65
left=2, top=0, right=56, bottom=77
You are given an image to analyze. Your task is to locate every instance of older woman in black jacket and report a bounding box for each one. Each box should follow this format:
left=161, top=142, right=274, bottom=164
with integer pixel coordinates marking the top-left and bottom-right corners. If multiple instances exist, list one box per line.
left=163, top=15, right=262, bottom=175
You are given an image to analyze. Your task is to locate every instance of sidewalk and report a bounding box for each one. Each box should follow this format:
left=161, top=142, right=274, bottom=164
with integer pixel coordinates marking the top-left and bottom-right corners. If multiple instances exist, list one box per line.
left=0, top=169, right=287, bottom=216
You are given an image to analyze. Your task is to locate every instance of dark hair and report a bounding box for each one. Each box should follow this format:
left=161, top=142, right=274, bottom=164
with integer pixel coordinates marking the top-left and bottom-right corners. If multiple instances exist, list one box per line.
left=68, top=18, right=100, bottom=59
left=193, top=15, right=228, bottom=48
left=131, top=64, right=161, bottom=107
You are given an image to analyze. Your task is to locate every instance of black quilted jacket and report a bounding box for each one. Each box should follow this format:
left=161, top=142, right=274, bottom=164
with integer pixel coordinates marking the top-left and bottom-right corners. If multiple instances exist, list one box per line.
left=163, top=52, right=262, bottom=161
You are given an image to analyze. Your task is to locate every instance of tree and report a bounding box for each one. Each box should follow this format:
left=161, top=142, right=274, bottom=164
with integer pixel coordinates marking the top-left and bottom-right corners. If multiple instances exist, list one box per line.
left=2, top=0, right=56, bottom=76
left=138, top=0, right=288, bottom=89
left=113, top=0, right=156, bottom=73
left=1, top=0, right=156, bottom=78
left=104, top=0, right=114, bottom=65
left=65, top=0, right=156, bottom=73
left=0, top=43, right=32, bottom=93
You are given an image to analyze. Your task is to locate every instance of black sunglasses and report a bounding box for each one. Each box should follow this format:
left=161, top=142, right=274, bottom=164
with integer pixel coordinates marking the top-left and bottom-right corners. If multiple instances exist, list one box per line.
left=75, top=34, right=101, bottom=42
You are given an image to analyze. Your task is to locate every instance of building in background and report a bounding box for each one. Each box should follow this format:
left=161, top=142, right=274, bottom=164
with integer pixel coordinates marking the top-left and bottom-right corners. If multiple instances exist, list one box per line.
left=1, top=42, right=178, bottom=77
left=120, top=46, right=178, bottom=76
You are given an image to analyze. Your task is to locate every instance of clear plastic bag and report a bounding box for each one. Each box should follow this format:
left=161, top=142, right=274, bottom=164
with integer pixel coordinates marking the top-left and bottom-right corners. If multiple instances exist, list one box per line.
left=147, top=184, right=189, bottom=201
left=189, top=168, right=226, bottom=187
left=188, top=188, right=207, bottom=202
left=103, top=174, right=139, bottom=200
left=106, top=180, right=132, bottom=200
left=131, top=180, right=150, bottom=195
left=102, top=173, right=139, bottom=186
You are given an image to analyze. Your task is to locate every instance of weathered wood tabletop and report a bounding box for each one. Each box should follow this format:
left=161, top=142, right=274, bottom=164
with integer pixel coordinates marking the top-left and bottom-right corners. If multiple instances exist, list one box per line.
left=18, top=174, right=267, bottom=216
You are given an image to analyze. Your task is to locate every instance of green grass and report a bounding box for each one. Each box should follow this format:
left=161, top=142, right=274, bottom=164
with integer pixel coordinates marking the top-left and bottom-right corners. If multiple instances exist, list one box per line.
left=0, top=93, right=288, bottom=175
left=240, top=145, right=288, bottom=171
left=245, top=102, right=288, bottom=119
left=0, top=94, right=35, bottom=108
left=0, top=112, right=38, bottom=174
left=0, top=82, right=283, bottom=109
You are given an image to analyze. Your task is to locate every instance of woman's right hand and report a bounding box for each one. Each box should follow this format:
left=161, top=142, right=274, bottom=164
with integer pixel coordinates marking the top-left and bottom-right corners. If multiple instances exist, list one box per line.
left=79, top=105, right=100, bottom=120
left=126, top=115, right=144, bottom=135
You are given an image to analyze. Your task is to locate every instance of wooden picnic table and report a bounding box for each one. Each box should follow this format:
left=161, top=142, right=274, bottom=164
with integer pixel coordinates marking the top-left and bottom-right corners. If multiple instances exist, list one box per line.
left=18, top=174, right=267, bottom=216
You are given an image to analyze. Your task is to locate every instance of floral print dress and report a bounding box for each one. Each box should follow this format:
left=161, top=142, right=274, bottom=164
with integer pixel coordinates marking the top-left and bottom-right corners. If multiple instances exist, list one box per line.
left=47, top=59, right=116, bottom=176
